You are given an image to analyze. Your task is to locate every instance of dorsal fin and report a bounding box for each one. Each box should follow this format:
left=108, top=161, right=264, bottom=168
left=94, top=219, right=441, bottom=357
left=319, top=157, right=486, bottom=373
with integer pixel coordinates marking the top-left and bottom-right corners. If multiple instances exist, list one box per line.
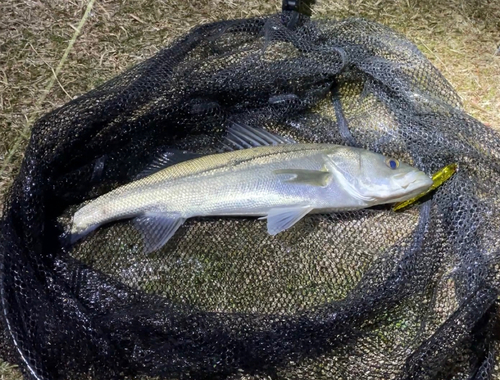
left=224, top=123, right=296, bottom=150
left=135, top=150, right=202, bottom=180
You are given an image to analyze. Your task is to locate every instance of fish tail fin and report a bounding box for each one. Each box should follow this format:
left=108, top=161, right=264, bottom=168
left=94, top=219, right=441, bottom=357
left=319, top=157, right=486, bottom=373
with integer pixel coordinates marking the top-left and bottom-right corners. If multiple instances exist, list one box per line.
left=65, top=222, right=100, bottom=247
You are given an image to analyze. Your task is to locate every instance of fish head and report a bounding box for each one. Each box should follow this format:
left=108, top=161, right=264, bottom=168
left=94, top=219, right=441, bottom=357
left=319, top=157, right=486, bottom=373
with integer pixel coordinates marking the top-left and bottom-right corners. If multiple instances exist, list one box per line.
left=325, top=148, right=433, bottom=206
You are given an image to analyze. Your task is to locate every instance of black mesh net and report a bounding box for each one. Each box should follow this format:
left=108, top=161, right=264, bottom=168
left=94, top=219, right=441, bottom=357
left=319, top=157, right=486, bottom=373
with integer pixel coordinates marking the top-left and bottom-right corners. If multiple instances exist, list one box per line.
left=1, top=11, right=499, bottom=380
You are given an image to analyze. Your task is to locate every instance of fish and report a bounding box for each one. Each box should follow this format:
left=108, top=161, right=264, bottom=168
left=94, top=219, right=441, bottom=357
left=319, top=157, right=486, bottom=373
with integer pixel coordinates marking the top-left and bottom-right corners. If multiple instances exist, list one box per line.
left=69, top=124, right=433, bottom=253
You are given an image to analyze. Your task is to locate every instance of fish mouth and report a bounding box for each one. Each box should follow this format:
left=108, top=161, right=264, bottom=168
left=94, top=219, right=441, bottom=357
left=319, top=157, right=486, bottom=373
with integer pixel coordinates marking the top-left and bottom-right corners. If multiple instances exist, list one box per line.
left=401, top=181, right=411, bottom=189
left=392, top=171, right=433, bottom=201
left=395, top=171, right=432, bottom=189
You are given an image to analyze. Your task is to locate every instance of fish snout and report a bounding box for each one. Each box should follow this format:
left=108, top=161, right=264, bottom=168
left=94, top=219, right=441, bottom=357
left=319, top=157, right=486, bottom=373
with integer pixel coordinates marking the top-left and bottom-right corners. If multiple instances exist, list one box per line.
left=394, top=171, right=433, bottom=192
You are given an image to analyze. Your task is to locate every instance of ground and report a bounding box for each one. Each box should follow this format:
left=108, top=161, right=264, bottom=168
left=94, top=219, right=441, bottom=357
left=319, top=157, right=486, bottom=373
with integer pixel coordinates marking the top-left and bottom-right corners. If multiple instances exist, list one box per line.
left=0, top=0, right=499, bottom=378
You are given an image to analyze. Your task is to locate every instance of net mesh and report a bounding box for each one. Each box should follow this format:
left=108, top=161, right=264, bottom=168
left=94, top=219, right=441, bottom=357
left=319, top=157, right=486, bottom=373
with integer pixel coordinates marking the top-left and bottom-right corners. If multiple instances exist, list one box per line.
left=1, top=12, right=499, bottom=380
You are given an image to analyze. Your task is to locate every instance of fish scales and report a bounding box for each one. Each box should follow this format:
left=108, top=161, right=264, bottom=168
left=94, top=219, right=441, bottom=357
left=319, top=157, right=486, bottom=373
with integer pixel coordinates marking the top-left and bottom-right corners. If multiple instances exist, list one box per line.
left=69, top=125, right=433, bottom=253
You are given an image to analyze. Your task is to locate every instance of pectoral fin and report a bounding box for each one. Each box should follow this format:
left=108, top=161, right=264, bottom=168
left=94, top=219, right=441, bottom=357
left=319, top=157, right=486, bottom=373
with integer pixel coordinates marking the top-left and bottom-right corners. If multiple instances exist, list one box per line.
left=274, top=167, right=332, bottom=187
left=261, top=206, right=314, bottom=236
left=133, top=213, right=186, bottom=254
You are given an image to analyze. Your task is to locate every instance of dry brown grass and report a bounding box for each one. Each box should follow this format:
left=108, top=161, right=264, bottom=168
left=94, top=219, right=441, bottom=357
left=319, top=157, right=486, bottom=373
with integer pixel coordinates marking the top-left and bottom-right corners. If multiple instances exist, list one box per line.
left=315, top=0, right=500, bottom=127
left=0, top=0, right=499, bottom=378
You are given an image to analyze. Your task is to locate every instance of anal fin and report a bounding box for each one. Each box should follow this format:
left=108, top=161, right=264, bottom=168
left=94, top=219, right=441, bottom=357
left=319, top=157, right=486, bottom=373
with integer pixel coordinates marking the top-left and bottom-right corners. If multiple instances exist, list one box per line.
left=133, top=213, right=186, bottom=254
left=260, top=206, right=314, bottom=236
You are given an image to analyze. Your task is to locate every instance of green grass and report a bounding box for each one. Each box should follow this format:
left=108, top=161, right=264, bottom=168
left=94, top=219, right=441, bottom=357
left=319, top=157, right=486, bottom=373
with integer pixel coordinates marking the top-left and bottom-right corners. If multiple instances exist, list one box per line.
left=0, top=360, right=22, bottom=380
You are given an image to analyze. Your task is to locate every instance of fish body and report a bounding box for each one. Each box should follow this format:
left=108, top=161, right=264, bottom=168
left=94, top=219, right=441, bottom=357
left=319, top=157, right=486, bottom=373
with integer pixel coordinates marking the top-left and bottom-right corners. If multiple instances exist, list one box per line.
left=70, top=126, right=433, bottom=253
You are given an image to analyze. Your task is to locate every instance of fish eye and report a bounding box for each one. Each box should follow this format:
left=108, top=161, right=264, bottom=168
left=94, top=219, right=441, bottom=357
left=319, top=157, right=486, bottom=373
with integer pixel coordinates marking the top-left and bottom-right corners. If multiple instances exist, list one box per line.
left=385, top=158, right=399, bottom=170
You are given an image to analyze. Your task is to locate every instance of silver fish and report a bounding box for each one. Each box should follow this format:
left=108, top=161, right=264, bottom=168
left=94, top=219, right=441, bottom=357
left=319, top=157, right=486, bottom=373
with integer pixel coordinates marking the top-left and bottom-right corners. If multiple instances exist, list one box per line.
left=70, top=125, right=433, bottom=253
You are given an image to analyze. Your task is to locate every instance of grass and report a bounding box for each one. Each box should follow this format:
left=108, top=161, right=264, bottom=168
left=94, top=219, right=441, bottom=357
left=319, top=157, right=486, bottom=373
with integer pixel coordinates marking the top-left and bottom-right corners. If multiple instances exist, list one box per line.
left=0, top=361, right=22, bottom=380
left=0, top=0, right=499, bottom=378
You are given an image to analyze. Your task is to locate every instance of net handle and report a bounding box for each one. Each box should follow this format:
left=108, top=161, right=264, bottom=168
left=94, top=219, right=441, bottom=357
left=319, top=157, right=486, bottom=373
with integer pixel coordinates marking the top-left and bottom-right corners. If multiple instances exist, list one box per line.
left=282, top=0, right=316, bottom=28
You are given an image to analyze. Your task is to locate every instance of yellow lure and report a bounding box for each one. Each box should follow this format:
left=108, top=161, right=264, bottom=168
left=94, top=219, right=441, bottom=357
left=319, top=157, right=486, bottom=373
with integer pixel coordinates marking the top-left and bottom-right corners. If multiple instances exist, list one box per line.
left=392, top=163, right=457, bottom=211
